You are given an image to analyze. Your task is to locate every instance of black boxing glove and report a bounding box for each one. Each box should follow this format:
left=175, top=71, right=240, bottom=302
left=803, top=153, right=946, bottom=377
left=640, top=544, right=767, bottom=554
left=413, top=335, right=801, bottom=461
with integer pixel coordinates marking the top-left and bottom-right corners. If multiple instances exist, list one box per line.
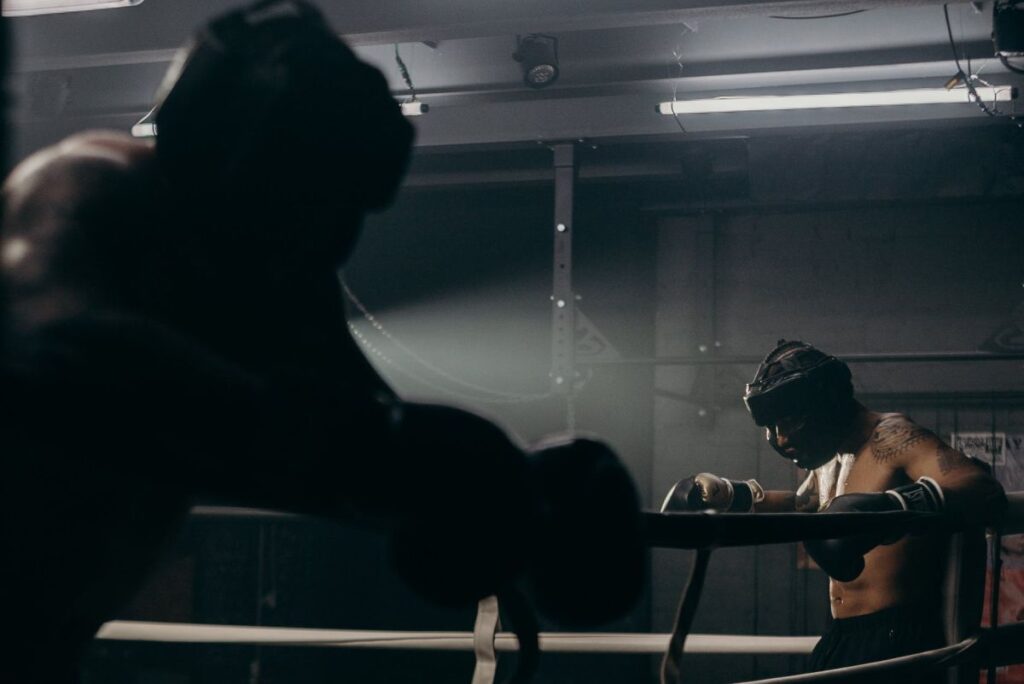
left=384, top=403, right=538, bottom=608
left=804, top=477, right=944, bottom=582
left=383, top=406, right=644, bottom=626
left=660, top=473, right=765, bottom=513
left=527, top=437, right=644, bottom=626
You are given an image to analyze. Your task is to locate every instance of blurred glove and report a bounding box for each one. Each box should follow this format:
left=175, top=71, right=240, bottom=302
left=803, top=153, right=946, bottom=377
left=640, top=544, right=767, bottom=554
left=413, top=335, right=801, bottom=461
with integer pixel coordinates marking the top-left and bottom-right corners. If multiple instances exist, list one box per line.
left=387, top=406, right=644, bottom=627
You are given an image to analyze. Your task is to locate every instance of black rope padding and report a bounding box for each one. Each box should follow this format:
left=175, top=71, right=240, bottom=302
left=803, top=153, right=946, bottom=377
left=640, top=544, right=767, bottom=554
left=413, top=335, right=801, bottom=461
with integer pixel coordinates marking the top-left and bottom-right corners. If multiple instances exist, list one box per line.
left=980, top=621, right=1024, bottom=668
left=643, top=510, right=941, bottom=549
left=191, top=509, right=943, bottom=548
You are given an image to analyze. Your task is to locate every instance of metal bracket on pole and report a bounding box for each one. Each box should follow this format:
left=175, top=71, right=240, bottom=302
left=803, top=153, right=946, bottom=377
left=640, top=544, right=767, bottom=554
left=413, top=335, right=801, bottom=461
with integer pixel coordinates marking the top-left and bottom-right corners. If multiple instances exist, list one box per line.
left=550, top=142, right=577, bottom=395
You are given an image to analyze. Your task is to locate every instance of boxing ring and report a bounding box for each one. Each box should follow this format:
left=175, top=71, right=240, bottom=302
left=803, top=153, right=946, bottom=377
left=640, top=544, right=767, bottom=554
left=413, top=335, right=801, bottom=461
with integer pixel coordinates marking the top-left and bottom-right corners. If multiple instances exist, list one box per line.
left=91, top=495, right=1024, bottom=684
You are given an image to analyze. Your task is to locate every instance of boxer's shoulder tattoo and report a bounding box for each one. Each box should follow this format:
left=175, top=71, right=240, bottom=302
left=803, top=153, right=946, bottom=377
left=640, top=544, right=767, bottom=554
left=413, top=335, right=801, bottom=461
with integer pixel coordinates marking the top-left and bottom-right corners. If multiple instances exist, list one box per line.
left=935, top=442, right=972, bottom=475
left=870, top=416, right=934, bottom=464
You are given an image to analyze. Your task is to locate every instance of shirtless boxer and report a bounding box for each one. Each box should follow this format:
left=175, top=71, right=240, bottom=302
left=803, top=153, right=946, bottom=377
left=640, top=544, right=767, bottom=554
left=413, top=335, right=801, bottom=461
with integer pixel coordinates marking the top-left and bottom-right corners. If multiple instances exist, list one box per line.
left=662, top=340, right=1006, bottom=680
left=0, top=2, right=643, bottom=681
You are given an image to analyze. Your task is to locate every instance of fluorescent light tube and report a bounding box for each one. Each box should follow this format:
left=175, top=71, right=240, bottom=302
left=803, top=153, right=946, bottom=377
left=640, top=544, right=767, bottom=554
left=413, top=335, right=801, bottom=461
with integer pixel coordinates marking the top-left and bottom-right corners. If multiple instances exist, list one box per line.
left=130, top=107, right=156, bottom=138
left=658, top=87, right=1017, bottom=115
left=400, top=101, right=429, bottom=116
left=131, top=98, right=426, bottom=138
left=130, top=122, right=156, bottom=138
left=3, top=0, right=143, bottom=17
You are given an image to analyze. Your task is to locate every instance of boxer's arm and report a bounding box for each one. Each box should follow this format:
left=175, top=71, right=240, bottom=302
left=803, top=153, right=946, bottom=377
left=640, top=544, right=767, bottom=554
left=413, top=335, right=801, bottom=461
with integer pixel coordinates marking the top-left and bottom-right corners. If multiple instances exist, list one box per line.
left=757, top=491, right=818, bottom=512
left=871, top=414, right=1006, bottom=526
left=18, top=312, right=281, bottom=451
left=756, top=472, right=818, bottom=512
left=19, top=313, right=499, bottom=525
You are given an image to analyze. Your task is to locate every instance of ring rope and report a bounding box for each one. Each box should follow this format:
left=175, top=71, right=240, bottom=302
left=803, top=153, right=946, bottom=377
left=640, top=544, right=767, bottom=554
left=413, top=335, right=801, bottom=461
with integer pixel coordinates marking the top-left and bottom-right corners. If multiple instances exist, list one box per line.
left=94, top=621, right=818, bottom=654
left=189, top=505, right=1021, bottom=546
left=734, top=635, right=979, bottom=684
left=644, top=510, right=942, bottom=549
left=188, top=507, right=946, bottom=547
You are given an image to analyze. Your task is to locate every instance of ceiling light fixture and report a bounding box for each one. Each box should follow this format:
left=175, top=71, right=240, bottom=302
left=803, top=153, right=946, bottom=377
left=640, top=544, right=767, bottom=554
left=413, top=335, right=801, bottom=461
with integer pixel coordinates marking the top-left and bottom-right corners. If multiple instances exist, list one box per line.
left=514, top=34, right=559, bottom=89
left=3, top=0, right=143, bottom=17
left=130, top=107, right=156, bottom=138
left=400, top=101, right=429, bottom=116
left=130, top=97, right=428, bottom=137
left=658, top=87, right=1017, bottom=115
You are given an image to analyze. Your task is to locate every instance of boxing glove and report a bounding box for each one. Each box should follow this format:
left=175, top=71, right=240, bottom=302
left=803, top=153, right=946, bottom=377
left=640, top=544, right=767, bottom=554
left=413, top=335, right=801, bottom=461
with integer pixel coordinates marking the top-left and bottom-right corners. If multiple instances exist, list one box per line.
left=527, top=437, right=644, bottom=626
left=661, top=473, right=765, bottom=513
left=385, top=403, right=537, bottom=608
left=804, top=477, right=944, bottom=582
left=386, top=406, right=644, bottom=627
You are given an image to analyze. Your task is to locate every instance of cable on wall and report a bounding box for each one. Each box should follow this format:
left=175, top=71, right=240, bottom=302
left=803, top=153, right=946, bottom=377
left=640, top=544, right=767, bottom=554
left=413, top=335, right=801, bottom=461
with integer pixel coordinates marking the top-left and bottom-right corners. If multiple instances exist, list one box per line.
left=667, top=24, right=695, bottom=134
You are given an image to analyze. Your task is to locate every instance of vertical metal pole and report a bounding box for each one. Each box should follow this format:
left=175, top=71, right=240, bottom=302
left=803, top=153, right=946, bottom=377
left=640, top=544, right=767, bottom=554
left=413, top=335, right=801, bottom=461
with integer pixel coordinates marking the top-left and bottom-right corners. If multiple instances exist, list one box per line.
left=987, top=400, right=1000, bottom=684
left=550, top=143, right=577, bottom=409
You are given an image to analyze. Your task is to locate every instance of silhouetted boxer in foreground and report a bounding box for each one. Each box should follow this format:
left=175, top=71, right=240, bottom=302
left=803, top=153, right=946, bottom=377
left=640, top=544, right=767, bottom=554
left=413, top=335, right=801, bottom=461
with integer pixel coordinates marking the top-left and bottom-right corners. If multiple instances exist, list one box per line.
left=0, top=2, right=644, bottom=681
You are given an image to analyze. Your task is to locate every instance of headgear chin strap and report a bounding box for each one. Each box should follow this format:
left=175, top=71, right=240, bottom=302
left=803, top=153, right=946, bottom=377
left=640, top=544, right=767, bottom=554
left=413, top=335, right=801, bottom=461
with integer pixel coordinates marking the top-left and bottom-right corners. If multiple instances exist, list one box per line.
left=743, top=340, right=855, bottom=469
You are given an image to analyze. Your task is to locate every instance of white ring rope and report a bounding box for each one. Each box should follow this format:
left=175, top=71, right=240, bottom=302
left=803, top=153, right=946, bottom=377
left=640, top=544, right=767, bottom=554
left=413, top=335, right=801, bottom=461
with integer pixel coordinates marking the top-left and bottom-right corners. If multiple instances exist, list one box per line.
left=95, top=621, right=818, bottom=655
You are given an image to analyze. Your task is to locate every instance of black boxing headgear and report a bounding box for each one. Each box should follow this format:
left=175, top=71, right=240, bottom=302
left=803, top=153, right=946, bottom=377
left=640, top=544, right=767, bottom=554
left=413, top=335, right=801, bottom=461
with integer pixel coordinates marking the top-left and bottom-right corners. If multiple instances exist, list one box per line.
left=744, top=341, right=855, bottom=469
left=743, top=340, right=852, bottom=427
left=152, top=0, right=413, bottom=223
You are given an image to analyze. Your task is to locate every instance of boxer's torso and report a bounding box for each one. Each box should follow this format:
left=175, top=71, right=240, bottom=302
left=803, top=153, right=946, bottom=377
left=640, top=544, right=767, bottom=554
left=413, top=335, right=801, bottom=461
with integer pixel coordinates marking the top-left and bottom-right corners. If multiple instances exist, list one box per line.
left=818, top=413, right=944, bottom=619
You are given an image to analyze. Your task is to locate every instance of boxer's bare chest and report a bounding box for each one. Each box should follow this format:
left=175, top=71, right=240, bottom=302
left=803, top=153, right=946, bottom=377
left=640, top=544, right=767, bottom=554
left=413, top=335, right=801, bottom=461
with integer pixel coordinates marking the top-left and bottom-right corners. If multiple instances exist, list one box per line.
left=843, top=447, right=908, bottom=495
left=827, top=441, right=939, bottom=618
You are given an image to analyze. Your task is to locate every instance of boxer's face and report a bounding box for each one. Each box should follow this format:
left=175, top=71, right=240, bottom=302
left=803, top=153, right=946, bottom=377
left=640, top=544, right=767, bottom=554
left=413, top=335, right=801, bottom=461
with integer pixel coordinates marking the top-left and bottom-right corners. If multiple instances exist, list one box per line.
left=766, top=413, right=838, bottom=470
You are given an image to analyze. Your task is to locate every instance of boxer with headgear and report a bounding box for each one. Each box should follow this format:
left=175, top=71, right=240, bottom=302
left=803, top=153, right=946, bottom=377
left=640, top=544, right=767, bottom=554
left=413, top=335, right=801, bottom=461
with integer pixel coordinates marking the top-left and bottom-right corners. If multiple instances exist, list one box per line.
left=662, top=339, right=1005, bottom=681
left=0, top=2, right=643, bottom=680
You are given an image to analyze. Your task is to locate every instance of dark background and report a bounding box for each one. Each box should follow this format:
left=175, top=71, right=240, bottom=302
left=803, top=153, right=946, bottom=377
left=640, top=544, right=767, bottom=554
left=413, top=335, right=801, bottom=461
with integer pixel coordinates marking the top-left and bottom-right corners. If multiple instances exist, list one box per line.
left=6, top=1, right=1024, bottom=682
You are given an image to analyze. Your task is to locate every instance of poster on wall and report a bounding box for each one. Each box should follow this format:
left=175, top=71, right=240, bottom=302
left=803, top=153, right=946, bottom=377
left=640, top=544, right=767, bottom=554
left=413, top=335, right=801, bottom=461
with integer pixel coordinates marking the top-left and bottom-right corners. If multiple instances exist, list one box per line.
left=953, top=432, right=1023, bottom=684
left=952, top=432, right=1007, bottom=467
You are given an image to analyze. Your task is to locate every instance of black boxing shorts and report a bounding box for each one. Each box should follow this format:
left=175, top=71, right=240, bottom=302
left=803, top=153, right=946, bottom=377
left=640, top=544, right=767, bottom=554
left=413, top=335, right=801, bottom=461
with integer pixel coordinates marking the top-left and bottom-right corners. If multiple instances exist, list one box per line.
left=808, top=602, right=945, bottom=684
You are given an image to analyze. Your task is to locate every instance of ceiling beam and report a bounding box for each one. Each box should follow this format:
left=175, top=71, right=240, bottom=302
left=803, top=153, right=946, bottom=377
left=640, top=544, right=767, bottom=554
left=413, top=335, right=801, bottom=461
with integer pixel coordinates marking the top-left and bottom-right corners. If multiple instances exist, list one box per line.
left=12, top=0, right=977, bottom=64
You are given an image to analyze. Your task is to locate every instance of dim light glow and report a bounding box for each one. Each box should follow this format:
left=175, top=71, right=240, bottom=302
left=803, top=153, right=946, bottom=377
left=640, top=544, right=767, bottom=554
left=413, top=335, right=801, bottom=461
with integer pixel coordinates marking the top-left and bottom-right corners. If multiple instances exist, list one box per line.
left=658, top=87, right=1017, bottom=115
left=3, top=0, right=143, bottom=16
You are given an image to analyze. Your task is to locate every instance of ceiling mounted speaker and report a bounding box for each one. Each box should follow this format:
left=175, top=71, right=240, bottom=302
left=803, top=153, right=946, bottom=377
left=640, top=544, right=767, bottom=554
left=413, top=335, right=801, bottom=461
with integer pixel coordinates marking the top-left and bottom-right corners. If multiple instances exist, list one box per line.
left=514, top=34, right=559, bottom=89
